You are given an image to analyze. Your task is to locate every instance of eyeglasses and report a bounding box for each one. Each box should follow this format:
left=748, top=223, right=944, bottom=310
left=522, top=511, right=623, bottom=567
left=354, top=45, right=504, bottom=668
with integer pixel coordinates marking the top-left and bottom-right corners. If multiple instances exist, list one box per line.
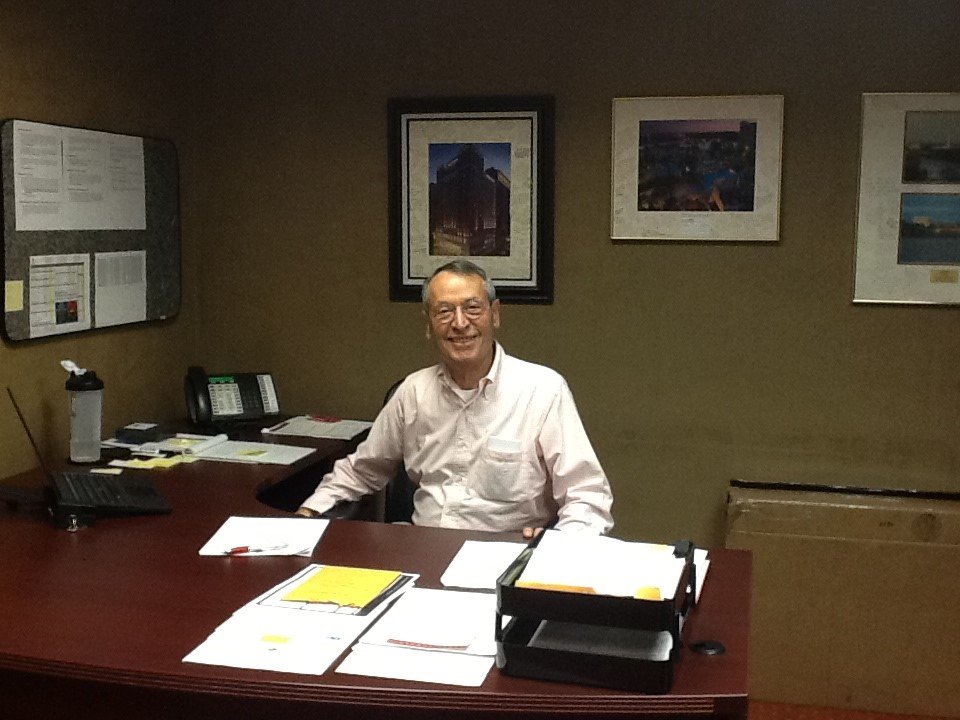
left=429, top=300, right=489, bottom=323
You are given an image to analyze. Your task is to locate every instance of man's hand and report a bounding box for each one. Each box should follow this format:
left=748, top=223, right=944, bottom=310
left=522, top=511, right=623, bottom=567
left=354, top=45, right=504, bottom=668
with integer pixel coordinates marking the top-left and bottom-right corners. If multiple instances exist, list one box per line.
left=295, top=507, right=320, bottom=518
left=522, top=526, right=544, bottom=539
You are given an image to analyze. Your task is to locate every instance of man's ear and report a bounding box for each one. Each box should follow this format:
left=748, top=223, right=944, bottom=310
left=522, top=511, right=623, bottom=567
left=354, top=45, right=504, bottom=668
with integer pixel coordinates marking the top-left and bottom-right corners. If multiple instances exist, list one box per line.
left=491, top=299, right=501, bottom=329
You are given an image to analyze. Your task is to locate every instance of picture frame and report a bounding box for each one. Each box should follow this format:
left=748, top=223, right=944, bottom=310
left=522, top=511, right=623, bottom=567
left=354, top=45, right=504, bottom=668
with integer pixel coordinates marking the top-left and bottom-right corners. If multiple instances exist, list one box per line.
left=853, top=93, right=960, bottom=304
left=610, top=95, right=784, bottom=242
left=388, top=96, right=554, bottom=303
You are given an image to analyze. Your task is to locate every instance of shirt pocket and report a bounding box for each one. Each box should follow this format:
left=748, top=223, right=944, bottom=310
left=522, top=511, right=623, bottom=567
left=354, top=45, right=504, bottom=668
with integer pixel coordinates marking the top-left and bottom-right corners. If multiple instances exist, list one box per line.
left=471, top=436, right=526, bottom=502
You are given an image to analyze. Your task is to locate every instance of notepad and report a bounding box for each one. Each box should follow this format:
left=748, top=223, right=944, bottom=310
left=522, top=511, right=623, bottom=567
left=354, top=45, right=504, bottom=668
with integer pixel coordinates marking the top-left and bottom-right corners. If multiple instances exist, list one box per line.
left=282, top=565, right=402, bottom=610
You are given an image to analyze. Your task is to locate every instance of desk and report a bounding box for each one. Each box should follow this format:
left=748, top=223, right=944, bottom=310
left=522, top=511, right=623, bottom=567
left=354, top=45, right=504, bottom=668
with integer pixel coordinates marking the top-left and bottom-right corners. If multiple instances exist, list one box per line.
left=0, top=461, right=750, bottom=720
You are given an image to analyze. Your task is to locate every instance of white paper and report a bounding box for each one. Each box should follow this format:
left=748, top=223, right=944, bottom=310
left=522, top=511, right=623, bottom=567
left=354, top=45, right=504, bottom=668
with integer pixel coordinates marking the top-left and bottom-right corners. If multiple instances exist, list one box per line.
left=137, top=433, right=226, bottom=455
left=441, top=540, right=526, bottom=590
left=195, top=439, right=315, bottom=465
left=262, top=415, right=372, bottom=440
left=357, top=587, right=497, bottom=656
left=516, top=530, right=687, bottom=599
left=694, top=548, right=710, bottom=603
left=336, top=644, right=495, bottom=687
left=94, top=250, right=146, bottom=327
left=13, top=120, right=146, bottom=231
left=28, top=253, right=91, bottom=337
left=183, top=603, right=374, bottom=675
left=198, top=516, right=330, bottom=557
left=529, top=620, right=673, bottom=662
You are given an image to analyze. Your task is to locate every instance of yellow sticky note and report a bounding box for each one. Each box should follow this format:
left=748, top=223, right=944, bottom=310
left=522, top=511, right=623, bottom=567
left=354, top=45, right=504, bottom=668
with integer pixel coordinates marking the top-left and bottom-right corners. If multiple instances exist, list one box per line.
left=515, top=581, right=597, bottom=595
left=282, top=565, right=401, bottom=608
left=261, top=634, right=290, bottom=644
left=634, top=586, right=662, bottom=601
left=5, top=281, right=24, bottom=312
left=152, top=456, right=186, bottom=468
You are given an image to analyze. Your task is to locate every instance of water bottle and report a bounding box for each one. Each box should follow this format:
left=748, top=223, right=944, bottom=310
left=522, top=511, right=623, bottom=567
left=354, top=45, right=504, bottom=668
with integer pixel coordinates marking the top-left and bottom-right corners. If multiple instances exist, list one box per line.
left=62, top=360, right=104, bottom=463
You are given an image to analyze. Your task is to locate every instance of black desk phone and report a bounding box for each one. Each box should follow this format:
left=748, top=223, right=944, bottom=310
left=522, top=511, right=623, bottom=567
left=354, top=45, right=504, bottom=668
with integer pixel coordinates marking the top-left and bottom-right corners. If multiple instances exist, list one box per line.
left=184, top=366, right=280, bottom=425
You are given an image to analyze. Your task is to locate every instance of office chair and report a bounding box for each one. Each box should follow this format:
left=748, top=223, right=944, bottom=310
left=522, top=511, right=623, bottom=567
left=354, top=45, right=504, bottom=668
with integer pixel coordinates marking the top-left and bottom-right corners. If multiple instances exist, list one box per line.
left=380, top=379, right=416, bottom=524
left=317, top=378, right=415, bottom=523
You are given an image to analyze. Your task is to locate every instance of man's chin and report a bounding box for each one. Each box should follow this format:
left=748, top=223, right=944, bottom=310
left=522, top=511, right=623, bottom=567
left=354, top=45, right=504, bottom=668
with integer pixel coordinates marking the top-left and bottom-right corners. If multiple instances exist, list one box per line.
left=442, top=338, right=484, bottom=362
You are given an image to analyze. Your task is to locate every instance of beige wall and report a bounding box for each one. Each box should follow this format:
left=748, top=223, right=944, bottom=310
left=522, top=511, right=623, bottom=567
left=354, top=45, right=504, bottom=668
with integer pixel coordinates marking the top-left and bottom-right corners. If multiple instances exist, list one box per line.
left=0, top=3, right=204, bottom=476
left=3, top=1, right=959, bottom=546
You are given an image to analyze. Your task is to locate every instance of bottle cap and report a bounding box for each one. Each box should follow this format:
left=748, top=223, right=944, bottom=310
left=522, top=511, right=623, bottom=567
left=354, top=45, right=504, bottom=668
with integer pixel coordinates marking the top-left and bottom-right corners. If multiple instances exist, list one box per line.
left=66, top=370, right=104, bottom=392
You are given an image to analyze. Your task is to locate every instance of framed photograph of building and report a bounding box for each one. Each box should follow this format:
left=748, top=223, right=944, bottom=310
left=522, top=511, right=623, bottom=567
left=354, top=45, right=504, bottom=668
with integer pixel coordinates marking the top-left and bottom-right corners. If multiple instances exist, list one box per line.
left=854, top=93, right=960, bottom=304
left=388, top=96, right=554, bottom=303
left=611, top=95, right=784, bottom=242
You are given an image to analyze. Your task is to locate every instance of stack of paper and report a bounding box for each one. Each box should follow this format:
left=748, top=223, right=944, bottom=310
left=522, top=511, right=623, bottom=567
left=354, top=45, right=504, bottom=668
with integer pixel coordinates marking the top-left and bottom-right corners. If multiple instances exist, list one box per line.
left=515, top=530, right=689, bottom=600
left=278, top=565, right=407, bottom=614
left=136, top=432, right=316, bottom=465
left=183, top=563, right=417, bottom=675
left=198, top=516, right=330, bottom=557
left=440, top=540, right=526, bottom=590
left=262, top=416, right=372, bottom=440
left=336, top=588, right=497, bottom=686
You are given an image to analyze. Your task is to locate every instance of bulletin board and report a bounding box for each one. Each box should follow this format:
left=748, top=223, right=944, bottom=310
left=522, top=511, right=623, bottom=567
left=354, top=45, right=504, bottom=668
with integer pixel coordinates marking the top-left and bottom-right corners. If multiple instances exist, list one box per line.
left=1, top=119, right=180, bottom=342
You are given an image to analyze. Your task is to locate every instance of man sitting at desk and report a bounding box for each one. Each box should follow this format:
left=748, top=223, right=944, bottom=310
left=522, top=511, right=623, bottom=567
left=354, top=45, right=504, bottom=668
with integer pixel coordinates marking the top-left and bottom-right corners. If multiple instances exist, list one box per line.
left=297, top=260, right=613, bottom=536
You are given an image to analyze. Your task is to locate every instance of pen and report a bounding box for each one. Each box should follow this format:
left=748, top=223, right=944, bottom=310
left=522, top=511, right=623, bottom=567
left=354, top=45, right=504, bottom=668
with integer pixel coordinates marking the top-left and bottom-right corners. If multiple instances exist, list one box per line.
left=226, top=544, right=288, bottom=556
left=263, top=419, right=290, bottom=434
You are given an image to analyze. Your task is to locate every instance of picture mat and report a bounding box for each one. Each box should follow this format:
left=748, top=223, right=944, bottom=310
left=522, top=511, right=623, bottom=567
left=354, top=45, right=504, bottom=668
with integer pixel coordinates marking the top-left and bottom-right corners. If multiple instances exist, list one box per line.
left=402, top=112, right=537, bottom=284
left=611, top=95, right=783, bottom=241
left=854, top=93, right=960, bottom=304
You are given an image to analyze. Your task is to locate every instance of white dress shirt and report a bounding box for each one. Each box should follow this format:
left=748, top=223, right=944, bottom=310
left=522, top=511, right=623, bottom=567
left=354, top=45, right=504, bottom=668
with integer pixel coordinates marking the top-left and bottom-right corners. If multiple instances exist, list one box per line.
left=300, top=344, right=614, bottom=533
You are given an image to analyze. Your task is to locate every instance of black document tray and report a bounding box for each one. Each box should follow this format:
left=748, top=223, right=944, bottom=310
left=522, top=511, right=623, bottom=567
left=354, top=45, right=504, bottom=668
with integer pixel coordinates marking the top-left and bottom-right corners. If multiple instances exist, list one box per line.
left=494, top=540, right=695, bottom=693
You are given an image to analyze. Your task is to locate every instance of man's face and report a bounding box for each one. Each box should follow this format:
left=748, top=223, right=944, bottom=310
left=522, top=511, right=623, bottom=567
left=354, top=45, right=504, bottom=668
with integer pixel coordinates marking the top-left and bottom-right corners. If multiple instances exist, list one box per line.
left=425, top=271, right=500, bottom=380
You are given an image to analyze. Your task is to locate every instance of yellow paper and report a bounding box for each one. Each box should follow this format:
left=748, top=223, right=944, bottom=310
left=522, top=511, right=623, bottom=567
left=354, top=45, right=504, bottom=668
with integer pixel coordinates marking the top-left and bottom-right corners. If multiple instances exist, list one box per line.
left=515, top=581, right=597, bottom=595
left=5, top=281, right=24, bottom=312
left=634, top=586, right=662, bottom=600
left=282, top=565, right=401, bottom=609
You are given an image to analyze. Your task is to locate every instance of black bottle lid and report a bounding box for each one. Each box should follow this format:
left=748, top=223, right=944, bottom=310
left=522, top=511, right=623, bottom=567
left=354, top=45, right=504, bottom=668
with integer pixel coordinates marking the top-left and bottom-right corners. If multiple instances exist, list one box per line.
left=65, top=370, right=104, bottom=392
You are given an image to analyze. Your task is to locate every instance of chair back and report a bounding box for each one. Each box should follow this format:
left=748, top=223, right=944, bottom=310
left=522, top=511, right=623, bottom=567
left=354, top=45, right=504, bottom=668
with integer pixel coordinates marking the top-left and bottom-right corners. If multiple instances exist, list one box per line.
left=383, top=379, right=415, bottom=524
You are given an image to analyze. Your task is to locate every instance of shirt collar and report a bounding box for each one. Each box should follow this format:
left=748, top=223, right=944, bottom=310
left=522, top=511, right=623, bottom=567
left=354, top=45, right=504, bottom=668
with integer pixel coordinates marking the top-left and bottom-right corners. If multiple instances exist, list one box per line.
left=436, top=342, right=504, bottom=398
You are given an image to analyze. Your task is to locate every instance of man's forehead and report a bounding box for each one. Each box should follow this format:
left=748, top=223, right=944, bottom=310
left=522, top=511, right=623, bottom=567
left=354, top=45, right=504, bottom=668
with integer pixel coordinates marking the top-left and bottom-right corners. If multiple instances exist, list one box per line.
left=428, top=272, right=486, bottom=302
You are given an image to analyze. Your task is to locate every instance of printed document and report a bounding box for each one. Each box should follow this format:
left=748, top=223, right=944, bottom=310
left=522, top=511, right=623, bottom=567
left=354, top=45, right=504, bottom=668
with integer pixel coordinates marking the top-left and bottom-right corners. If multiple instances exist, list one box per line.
left=138, top=433, right=315, bottom=465
left=515, top=530, right=688, bottom=600
left=336, top=588, right=497, bottom=686
left=335, top=644, right=494, bottom=687
left=183, top=563, right=407, bottom=675
left=262, top=415, right=372, bottom=440
left=13, top=120, right=146, bottom=232
left=440, top=539, right=526, bottom=590
left=198, top=516, right=330, bottom=557
left=356, top=587, right=497, bottom=655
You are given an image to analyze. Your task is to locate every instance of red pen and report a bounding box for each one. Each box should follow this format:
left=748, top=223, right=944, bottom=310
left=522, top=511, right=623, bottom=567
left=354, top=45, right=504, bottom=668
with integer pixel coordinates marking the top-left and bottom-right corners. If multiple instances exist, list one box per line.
left=226, top=544, right=287, bottom=556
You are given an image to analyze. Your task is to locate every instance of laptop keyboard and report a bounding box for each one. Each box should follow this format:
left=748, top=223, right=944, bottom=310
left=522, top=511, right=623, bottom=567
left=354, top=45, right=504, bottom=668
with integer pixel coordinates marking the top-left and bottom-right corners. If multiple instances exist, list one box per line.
left=54, top=472, right=171, bottom=514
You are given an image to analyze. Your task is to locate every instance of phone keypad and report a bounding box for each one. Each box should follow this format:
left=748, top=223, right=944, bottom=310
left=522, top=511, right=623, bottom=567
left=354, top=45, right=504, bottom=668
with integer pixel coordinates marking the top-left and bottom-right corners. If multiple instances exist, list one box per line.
left=208, top=383, right=243, bottom=416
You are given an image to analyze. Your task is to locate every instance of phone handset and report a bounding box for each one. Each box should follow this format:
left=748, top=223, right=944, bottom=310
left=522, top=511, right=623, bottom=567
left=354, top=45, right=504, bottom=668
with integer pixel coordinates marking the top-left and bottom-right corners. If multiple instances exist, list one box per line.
left=185, top=366, right=213, bottom=425
left=184, top=366, right=281, bottom=425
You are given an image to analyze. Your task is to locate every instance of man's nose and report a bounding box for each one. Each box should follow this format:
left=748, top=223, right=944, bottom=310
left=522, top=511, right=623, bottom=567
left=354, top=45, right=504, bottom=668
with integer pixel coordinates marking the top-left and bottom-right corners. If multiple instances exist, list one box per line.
left=451, top=306, right=470, bottom=327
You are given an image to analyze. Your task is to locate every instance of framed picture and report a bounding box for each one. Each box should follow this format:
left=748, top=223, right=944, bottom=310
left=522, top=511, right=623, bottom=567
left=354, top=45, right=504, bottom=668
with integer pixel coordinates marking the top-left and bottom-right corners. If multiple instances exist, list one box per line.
left=611, top=95, right=784, bottom=242
left=854, top=93, right=960, bottom=304
left=388, top=96, right=554, bottom=303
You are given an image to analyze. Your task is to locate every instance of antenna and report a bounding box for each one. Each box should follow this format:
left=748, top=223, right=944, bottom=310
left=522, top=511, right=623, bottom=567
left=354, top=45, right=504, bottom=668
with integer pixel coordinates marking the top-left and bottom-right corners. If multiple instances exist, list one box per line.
left=6, top=386, right=52, bottom=479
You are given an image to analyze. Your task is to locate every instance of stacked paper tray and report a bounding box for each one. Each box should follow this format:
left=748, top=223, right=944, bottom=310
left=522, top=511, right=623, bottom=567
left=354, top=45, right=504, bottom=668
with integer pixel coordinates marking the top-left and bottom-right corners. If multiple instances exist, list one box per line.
left=494, top=540, right=695, bottom=693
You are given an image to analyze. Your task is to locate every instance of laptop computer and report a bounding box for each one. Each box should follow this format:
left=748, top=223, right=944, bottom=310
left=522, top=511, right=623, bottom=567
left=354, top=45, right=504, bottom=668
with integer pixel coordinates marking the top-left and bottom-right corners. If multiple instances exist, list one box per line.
left=6, top=387, right=172, bottom=530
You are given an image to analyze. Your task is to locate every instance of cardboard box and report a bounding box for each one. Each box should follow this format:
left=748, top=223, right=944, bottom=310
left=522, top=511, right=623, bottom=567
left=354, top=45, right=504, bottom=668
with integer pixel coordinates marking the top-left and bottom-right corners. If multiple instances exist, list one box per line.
left=725, top=480, right=960, bottom=717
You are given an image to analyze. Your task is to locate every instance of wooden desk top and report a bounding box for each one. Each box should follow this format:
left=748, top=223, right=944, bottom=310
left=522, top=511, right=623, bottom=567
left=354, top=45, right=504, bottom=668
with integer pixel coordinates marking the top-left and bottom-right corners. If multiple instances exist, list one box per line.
left=0, top=461, right=750, bottom=720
